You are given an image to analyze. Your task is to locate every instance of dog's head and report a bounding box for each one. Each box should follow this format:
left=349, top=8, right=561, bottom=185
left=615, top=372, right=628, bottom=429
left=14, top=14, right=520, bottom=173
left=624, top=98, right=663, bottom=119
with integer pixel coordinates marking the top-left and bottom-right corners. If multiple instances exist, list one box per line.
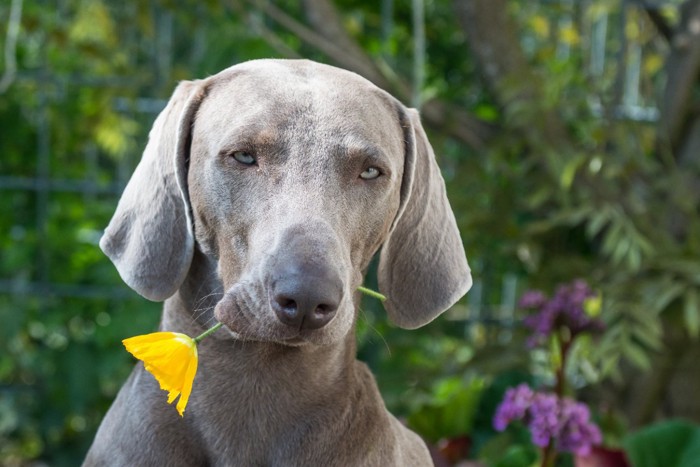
left=100, top=59, right=471, bottom=346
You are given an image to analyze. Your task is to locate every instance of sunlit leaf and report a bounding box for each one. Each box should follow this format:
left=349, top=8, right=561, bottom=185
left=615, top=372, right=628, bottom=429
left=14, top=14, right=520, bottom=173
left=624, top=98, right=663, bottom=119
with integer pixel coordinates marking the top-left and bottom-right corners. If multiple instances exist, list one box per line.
left=644, top=54, right=664, bottom=76
left=625, top=20, right=640, bottom=40
left=94, top=112, right=139, bottom=157
left=559, top=24, right=580, bottom=46
left=69, top=1, right=117, bottom=47
left=530, top=15, right=550, bottom=38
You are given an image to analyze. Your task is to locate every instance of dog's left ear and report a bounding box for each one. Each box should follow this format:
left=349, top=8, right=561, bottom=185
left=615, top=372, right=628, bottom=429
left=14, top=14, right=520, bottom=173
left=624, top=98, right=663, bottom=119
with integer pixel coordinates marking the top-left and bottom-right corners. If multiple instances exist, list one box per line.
left=378, top=108, right=472, bottom=329
left=100, top=80, right=207, bottom=301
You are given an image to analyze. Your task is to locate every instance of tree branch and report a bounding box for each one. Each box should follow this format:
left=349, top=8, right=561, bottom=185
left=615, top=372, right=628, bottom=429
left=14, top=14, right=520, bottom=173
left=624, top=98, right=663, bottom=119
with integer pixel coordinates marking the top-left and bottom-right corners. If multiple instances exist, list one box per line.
left=636, top=0, right=673, bottom=42
left=659, top=0, right=700, bottom=151
left=232, top=2, right=302, bottom=59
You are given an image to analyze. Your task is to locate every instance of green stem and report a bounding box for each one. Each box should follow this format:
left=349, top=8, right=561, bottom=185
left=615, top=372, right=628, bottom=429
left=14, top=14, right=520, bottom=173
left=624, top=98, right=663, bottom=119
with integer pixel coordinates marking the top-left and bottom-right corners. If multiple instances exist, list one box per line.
left=194, top=322, right=224, bottom=343
left=543, top=331, right=572, bottom=467
left=541, top=444, right=557, bottom=467
left=358, top=286, right=387, bottom=301
left=555, top=334, right=571, bottom=398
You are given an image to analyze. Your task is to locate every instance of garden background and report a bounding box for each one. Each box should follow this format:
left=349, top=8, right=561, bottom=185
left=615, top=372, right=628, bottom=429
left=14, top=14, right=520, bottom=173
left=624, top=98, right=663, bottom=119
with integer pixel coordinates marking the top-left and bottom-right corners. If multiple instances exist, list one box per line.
left=1, top=0, right=700, bottom=465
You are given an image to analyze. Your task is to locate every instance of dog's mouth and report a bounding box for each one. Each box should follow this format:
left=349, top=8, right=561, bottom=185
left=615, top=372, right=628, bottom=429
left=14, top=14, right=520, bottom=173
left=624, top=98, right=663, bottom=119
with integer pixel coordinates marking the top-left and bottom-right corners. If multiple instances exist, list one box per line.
left=219, top=324, right=308, bottom=347
left=218, top=318, right=319, bottom=346
left=213, top=286, right=345, bottom=346
left=278, top=335, right=307, bottom=346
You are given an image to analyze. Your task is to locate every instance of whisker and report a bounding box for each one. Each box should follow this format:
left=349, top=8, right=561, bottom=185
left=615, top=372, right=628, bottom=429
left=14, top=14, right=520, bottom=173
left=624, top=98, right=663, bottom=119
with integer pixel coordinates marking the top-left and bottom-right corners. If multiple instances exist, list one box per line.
left=357, top=307, right=391, bottom=356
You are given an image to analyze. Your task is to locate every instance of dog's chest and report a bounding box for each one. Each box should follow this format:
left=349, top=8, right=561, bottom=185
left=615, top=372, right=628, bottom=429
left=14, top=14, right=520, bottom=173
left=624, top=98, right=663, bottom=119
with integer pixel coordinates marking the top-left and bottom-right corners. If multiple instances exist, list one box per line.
left=189, top=352, right=354, bottom=464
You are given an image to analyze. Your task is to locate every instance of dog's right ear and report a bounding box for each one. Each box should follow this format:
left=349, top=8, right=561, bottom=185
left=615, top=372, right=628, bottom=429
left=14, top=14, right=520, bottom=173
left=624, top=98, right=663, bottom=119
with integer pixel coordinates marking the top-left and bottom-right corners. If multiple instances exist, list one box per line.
left=377, top=108, right=471, bottom=329
left=100, top=80, right=207, bottom=301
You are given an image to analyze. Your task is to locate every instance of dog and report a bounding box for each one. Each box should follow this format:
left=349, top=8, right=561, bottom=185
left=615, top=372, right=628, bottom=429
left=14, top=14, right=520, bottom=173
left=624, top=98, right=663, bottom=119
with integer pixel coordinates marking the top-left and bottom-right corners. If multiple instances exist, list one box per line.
left=84, top=59, right=471, bottom=466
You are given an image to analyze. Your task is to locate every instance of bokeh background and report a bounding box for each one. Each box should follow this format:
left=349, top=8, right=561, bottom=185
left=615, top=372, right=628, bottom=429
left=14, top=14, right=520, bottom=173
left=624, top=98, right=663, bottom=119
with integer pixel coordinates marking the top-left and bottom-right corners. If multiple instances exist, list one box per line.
left=1, top=0, right=699, bottom=465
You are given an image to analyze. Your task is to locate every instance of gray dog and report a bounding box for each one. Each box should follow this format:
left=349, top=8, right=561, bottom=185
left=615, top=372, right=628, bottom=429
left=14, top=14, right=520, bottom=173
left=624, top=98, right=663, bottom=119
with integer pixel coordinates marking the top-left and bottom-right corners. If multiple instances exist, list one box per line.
left=84, top=59, right=471, bottom=466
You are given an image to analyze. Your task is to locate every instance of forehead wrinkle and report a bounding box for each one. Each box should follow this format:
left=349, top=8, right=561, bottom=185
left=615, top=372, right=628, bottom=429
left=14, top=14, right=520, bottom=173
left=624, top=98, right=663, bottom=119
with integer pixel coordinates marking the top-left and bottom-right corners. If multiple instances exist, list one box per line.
left=313, top=93, right=403, bottom=158
left=206, top=112, right=291, bottom=157
left=201, top=67, right=402, bottom=166
left=335, top=140, right=386, bottom=162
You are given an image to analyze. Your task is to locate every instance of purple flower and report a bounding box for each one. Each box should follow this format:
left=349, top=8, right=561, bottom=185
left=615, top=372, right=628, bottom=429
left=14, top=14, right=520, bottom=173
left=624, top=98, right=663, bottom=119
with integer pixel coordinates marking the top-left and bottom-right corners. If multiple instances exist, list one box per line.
left=558, top=399, right=603, bottom=455
left=520, top=280, right=604, bottom=347
left=529, top=392, right=560, bottom=447
left=519, top=290, right=547, bottom=309
left=493, top=383, right=534, bottom=430
left=493, top=385, right=602, bottom=455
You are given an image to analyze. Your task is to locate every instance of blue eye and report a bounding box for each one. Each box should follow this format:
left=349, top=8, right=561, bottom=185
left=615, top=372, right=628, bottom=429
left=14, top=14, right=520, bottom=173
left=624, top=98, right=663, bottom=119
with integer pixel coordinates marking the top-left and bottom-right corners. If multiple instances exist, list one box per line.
left=232, top=151, right=256, bottom=165
left=360, top=167, right=380, bottom=180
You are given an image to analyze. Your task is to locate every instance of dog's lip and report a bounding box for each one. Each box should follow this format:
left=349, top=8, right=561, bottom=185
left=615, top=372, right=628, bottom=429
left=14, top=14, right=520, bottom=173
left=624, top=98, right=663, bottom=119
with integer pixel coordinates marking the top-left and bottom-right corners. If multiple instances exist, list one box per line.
left=279, top=335, right=306, bottom=346
left=221, top=325, right=308, bottom=346
left=214, top=299, right=308, bottom=344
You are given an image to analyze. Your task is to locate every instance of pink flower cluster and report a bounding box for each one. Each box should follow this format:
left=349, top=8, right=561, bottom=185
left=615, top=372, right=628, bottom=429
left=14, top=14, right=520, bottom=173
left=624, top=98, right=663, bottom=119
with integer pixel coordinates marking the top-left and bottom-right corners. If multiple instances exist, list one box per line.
left=493, top=383, right=602, bottom=455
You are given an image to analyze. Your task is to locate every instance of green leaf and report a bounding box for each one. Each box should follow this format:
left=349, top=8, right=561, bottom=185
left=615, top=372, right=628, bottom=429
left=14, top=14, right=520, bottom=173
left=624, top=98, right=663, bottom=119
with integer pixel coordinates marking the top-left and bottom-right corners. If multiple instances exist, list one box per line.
left=683, top=289, right=700, bottom=338
left=602, top=222, right=623, bottom=260
left=652, top=282, right=685, bottom=314
left=586, top=209, right=610, bottom=238
left=623, top=340, right=651, bottom=370
left=560, top=156, right=583, bottom=190
left=478, top=431, right=538, bottom=467
left=623, top=420, right=700, bottom=467
left=584, top=294, right=602, bottom=317
left=494, top=444, right=538, bottom=467
left=632, top=322, right=663, bottom=351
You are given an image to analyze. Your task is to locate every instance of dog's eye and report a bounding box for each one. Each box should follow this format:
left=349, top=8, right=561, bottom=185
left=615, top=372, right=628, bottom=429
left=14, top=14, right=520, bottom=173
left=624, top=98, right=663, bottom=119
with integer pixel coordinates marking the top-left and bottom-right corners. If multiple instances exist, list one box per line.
left=360, top=167, right=381, bottom=180
left=231, top=151, right=256, bottom=166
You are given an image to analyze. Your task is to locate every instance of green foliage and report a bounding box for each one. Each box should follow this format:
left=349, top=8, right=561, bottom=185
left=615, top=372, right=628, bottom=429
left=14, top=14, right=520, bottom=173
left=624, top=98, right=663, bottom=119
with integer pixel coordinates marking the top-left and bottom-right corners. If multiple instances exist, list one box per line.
left=1, top=0, right=698, bottom=464
left=488, top=443, right=539, bottom=467
left=408, top=376, right=485, bottom=443
left=449, top=0, right=699, bottom=380
left=0, top=295, right=160, bottom=464
left=623, top=420, right=700, bottom=467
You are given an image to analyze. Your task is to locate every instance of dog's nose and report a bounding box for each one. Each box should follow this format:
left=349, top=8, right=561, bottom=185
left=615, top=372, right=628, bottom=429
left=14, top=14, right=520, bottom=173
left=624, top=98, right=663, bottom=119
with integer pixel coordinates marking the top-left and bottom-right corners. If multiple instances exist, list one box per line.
left=271, top=274, right=341, bottom=330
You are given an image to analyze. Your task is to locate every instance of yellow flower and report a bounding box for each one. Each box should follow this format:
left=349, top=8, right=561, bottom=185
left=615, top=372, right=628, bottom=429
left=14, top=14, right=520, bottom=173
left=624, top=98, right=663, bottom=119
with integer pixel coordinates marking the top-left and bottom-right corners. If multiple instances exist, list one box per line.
left=120, top=287, right=384, bottom=416
left=122, top=332, right=199, bottom=417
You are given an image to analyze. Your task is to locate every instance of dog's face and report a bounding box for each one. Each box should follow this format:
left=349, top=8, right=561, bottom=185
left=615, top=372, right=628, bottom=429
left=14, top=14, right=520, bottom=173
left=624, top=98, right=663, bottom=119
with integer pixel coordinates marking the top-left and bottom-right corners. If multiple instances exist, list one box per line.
left=100, top=59, right=471, bottom=346
left=188, top=63, right=404, bottom=345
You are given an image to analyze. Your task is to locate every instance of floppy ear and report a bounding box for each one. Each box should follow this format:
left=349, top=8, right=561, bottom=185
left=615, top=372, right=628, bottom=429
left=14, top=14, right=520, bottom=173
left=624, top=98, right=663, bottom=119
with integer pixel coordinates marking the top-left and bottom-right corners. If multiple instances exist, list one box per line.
left=377, top=108, right=472, bottom=329
left=100, top=80, right=207, bottom=301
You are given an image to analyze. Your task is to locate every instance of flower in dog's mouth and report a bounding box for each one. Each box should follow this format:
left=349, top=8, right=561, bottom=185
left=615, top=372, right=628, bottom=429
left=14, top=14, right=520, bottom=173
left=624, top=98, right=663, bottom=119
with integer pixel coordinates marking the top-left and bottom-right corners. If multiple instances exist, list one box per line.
left=122, top=287, right=385, bottom=416
left=122, top=323, right=221, bottom=416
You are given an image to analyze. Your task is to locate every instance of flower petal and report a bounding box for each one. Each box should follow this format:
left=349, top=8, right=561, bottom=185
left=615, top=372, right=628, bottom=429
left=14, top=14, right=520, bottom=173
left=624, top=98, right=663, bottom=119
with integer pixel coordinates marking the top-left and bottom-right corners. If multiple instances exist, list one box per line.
left=176, top=346, right=198, bottom=416
left=122, top=331, right=199, bottom=417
